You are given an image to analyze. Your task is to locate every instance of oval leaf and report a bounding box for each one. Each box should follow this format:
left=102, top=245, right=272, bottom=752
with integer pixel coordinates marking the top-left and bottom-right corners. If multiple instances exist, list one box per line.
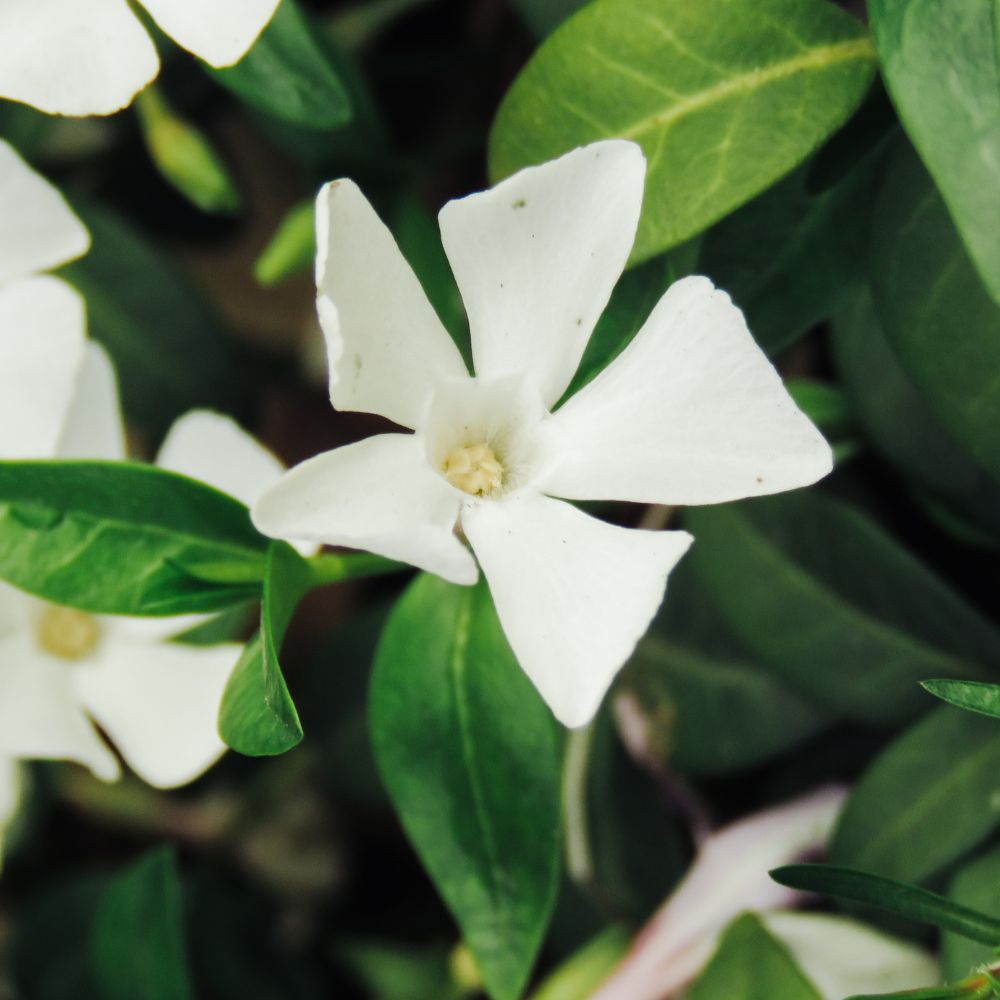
left=922, top=679, right=1000, bottom=721
left=371, top=574, right=561, bottom=1000
left=772, top=864, right=1000, bottom=947
left=219, top=540, right=308, bottom=756
left=869, top=0, right=1000, bottom=303
left=209, top=0, right=352, bottom=129
left=689, top=913, right=821, bottom=1000
left=943, top=846, right=1000, bottom=981
left=870, top=143, right=1000, bottom=485
left=831, top=708, right=1000, bottom=882
left=489, top=0, right=876, bottom=262
left=685, top=492, right=1000, bottom=724
left=0, top=461, right=265, bottom=615
left=91, top=847, right=193, bottom=1000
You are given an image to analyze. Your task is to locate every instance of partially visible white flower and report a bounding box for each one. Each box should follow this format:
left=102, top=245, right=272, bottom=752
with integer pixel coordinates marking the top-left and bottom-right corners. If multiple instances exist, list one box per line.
left=0, top=0, right=281, bottom=117
left=589, top=787, right=938, bottom=1000
left=0, top=337, right=295, bottom=793
left=251, top=139, right=833, bottom=728
left=0, top=139, right=90, bottom=461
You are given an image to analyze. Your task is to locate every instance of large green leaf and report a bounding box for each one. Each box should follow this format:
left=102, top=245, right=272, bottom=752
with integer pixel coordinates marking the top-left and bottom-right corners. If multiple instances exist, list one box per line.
left=870, top=143, right=1000, bottom=485
left=688, top=913, right=822, bottom=1000
left=91, top=847, right=193, bottom=1000
left=0, top=461, right=265, bottom=615
left=370, top=574, right=561, bottom=1000
left=697, top=134, right=884, bottom=354
left=209, top=0, right=352, bottom=129
left=869, top=0, right=1000, bottom=303
left=219, top=541, right=308, bottom=756
left=772, top=865, right=1000, bottom=947
left=831, top=289, right=1000, bottom=542
left=831, top=708, right=1000, bottom=882
left=685, top=493, right=1000, bottom=723
left=943, top=846, right=1000, bottom=981
left=623, top=635, right=829, bottom=776
left=489, top=0, right=876, bottom=262
left=59, top=200, right=246, bottom=439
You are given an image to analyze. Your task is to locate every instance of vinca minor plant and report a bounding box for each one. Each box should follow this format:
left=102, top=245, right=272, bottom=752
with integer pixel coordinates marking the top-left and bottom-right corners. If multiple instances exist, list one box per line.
left=0, top=1, right=998, bottom=999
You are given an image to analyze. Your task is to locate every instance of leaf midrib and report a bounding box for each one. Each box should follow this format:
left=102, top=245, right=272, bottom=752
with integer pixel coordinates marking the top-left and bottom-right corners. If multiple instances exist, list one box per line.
left=0, top=500, right=263, bottom=564
left=616, top=36, right=875, bottom=142
left=449, top=590, right=507, bottom=917
left=849, top=725, right=1000, bottom=875
left=722, top=507, right=988, bottom=681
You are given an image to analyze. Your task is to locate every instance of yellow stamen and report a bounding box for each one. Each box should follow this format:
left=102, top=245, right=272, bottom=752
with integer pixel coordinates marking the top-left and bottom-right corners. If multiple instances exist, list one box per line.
left=442, top=442, right=503, bottom=496
left=37, top=606, right=101, bottom=660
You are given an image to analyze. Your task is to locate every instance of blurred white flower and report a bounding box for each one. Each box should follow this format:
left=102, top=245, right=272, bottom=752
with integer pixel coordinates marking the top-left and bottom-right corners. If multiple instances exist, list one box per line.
left=0, top=0, right=281, bottom=116
left=0, top=139, right=90, bottom=463
left=589, top=787, right=938, bottom=1000
left=252, top=139, right=833, bottom=728
left=0, top=235, right=292, bottom=798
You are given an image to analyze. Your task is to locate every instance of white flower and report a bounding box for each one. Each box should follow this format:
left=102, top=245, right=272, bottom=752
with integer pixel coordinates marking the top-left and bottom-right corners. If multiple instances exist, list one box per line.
left=0, top=244, right=292, bottom=792
left=588, top=787, right=939, bottom=1000
left=251, top=140, right=833, bottom=728
left=0, top=0, right=281, bottom=116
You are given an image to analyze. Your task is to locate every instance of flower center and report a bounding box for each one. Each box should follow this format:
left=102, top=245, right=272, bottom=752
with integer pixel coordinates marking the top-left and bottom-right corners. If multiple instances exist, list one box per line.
left=442, top=442, right=504, bottom=496
left=36, top=606, right=101, bottom=660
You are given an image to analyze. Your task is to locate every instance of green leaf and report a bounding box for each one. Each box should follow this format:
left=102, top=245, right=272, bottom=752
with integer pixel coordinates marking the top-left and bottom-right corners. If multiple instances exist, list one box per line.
left=253, top=198, right=313, bottom=286
left=0, top=461, right=265, bottom=615
left=510, top=0, right=590, bottom=38
left=134, top=87, right=241, bottom=215
left=688, top=913, right=822, bottom=1000
left=59, top=199, right=246, bottom=438
left=91, top=847, right=193, bottom=1000
left=922, top=680, right=1000, bottom=722
left=943, top=845, right=1000, bottom=981
left=831, top=288, right=1000, bottom=542
left=685, top=492, right=1000, bottom=723
left=697, top=136, right=884, bottom=354
left=869, top=0, right=1000, bottom=303
left=831, top=708, right=1000, bottom=882
left=489, top=0, right=876, bottom=263
left=623, top=634, right=830, bottom=776
left=870, top=142, right=1000, bottom=485
left=771, top=864, right=1000, bottom=946
left=209, top=0, right=352, bottom=129
left=528, top=926, right=630, bottom=1000
left=219, top=541, right=308, bottom=756
left=370, top=574, right=561, bottom=1000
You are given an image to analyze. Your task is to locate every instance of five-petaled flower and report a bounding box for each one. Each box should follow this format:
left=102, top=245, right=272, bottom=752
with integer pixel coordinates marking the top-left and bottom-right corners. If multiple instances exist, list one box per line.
left=252, top=139, right=834, bottom=728
left=0, top=0, right=280, bottom=116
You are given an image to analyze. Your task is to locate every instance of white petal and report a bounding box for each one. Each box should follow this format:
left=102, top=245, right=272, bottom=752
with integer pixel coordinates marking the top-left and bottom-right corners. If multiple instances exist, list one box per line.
left=590, top=786, right=847, bottom=1000
left=762, top=912, right=939, bottom=1000
left=0, top=581, right=32, bottom=638
left=0, top=0, right=158, bottom=116
left=316, top=179, right=468, bottom=429
left=0, top=276, right=87, bottom=459
left=461, top=494, right=691, bottom=727
left=56, top=341, right=127, bottom=461
left=541, top=276, right=834, bottom=505
left=157, top=409, right=284, bottom=505
left=252, top=434, right=477, bottom=585
left=0, top=140, right=89, bottom=284
left=139, top=0, right=280, bottom=68
left=0, top=634, right=119, bottom=780
left=439, top=140, right=645, bottom=407
left=157, top=410, right=318, bottom=558
left=73, top=638, right=240, bottom=789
